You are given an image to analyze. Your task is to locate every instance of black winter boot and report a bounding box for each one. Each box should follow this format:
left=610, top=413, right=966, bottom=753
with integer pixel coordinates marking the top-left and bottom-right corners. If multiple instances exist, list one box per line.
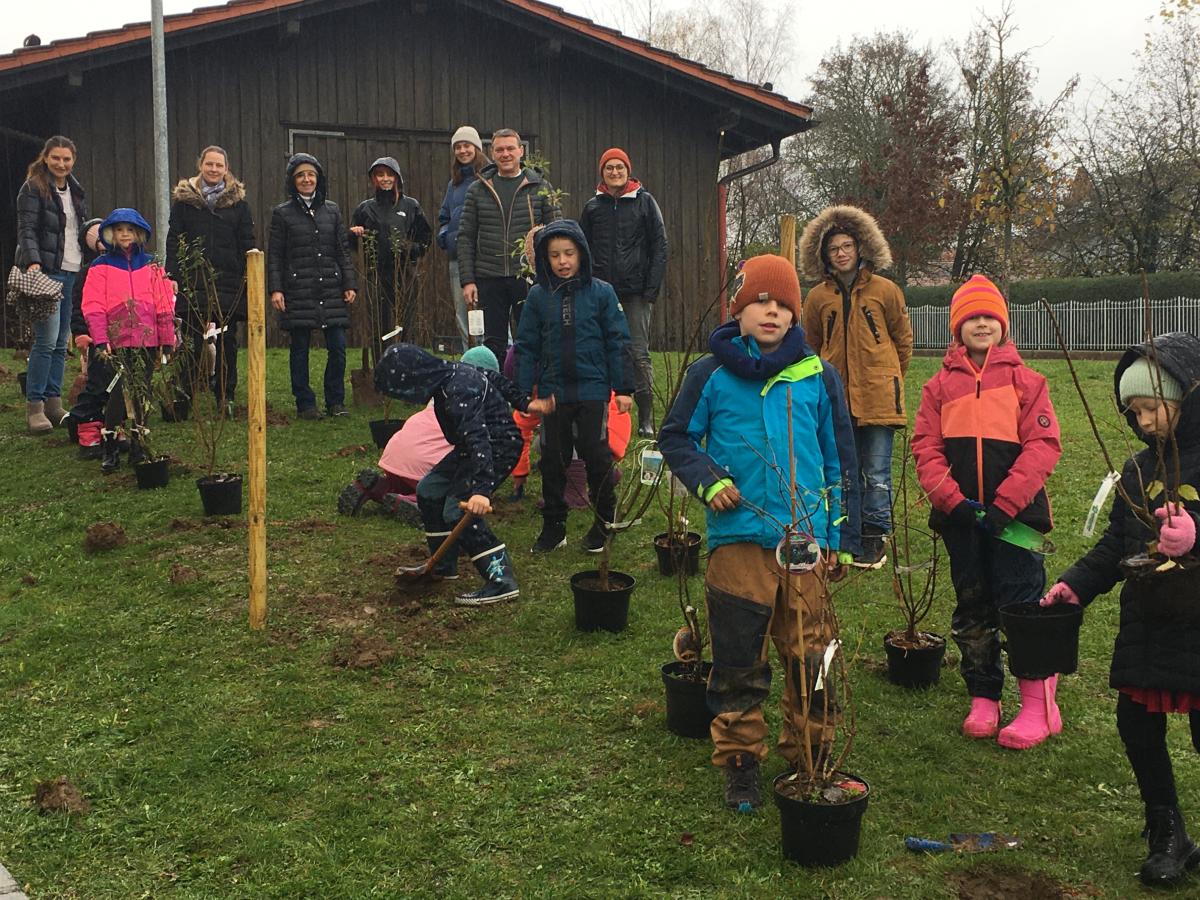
left=723, top=752, right=761, bottom=813
left=635, top=390, right=655, bottom=438
left=1141, top=805, right=1200, bottom=885
left=128, top=429, right=148, bottom=466
left=532, top=519, right=567, bottom=552
left=337, top=469, right=380, bottom=516
left=455, top=547, right=519, bottom=606
left=100, top=430, right=121, bottom=474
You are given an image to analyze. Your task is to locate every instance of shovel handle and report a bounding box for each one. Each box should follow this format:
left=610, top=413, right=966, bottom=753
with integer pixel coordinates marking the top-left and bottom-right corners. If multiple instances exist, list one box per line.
left=425, top=505, right=475, bottom=572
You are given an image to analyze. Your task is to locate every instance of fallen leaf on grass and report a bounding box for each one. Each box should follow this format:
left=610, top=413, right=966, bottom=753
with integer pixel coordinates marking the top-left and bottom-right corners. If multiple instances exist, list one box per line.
left=334, top=444, right=371, bottom=457
left=304, top=719, right=334, bottom=729
left=20, top=574, right=37, bottom=586
left=680, top=833, right=694, bottom=846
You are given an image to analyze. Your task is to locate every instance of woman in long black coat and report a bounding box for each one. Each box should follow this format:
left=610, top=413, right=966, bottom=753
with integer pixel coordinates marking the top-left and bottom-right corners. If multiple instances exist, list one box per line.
left=166, top=145, right=256, bottom=410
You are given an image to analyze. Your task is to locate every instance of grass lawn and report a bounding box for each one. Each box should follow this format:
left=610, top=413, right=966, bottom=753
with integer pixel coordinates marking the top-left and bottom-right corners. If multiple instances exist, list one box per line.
left=0, top=347, right=1194, bottom=898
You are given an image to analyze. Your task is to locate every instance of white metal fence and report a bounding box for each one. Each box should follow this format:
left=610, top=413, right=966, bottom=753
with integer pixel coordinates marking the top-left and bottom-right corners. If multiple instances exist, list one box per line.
left=910, top=297, right=1200, bottom=351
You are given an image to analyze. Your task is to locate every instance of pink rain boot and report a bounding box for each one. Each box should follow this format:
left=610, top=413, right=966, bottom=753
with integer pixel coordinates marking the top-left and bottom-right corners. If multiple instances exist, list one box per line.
left=997, top=675, right=1062, bottom=749
left=962, top=697, right=1002, bottom=739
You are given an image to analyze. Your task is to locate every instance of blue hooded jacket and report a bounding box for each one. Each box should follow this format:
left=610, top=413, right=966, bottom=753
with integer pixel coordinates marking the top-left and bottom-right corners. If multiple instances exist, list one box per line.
left=514, top=219, right=633, bottom=403
left=659, top=321, right=862, bottom=554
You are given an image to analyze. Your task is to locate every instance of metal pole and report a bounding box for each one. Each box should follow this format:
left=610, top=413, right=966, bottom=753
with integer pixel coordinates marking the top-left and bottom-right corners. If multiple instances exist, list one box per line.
left=151, top=0, right=169, bottom=251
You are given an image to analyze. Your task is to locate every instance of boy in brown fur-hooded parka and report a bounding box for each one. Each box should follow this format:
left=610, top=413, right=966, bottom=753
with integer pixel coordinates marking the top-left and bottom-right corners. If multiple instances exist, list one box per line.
left=799, top=205, right=913, bottom=567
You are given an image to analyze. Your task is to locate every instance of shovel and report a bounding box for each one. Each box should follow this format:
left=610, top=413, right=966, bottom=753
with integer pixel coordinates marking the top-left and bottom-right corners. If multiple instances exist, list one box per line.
left=905, top=832, right=1020, bottom=853
left=394, top=502, right=474, bottom=584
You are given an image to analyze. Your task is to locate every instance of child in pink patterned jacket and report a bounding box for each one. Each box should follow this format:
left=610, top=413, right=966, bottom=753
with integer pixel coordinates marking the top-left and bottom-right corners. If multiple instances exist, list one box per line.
left=82, top=207, right=177, bottom=472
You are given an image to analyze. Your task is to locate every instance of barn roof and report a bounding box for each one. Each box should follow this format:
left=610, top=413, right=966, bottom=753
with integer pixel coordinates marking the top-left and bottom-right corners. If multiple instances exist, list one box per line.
left=0, top=0, right=811, bottom=156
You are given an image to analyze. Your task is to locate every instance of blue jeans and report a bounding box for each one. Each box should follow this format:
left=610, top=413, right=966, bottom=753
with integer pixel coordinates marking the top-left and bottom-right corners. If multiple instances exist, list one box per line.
left=26, top=271, right=76, bottom=402
left=288, top=326, right=346, bottom=411
left=854, top=423, right=895, bottom=532
left=448, top=261, right=470, bottom=352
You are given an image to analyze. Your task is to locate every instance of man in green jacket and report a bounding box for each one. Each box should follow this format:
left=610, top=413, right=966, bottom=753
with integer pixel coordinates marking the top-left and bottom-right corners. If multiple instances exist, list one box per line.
left=456, top=128, right=561, bottom=361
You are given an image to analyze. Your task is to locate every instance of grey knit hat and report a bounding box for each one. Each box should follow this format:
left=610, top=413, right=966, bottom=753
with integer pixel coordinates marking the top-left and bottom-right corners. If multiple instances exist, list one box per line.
left=1119, top=357, right=1185, bottom=405
left=450, top=125, right=483, bottom=153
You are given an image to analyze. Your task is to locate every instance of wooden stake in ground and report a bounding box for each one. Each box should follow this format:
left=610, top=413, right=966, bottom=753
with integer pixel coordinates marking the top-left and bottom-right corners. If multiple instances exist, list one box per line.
left=246, top=250, right=267, bottom=629
left=779, top=214, right=797, bottom=268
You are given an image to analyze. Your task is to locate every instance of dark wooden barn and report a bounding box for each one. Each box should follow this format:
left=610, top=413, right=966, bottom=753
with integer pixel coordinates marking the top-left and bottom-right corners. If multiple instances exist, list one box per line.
left=0, top=0, right=811, bottom=348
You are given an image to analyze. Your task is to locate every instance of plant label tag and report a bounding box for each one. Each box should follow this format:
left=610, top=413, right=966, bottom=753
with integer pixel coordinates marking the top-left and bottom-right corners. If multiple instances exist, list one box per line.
left=814, top=638, right=841, bottom=693
left=106, top=372, right=121, bottom=393
left=468, top=308, right=485, bottom=336
left=381, top=326, right=402, bottom=341
left=1084, top=471, right=1121, bottom=537
left=640, top=448, right=663, bottom=485
left=203, top=324, right=228, bottom=341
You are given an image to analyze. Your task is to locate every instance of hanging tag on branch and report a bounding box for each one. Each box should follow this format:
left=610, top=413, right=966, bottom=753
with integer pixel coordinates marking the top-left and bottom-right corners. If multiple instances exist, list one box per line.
left=813, top=638, right=841, bottom=693
left=381, top=326, right=403, bottom=341
left=776, top=531, right=819, bottom=573
left=1084, top=471, right=1121, bottom=537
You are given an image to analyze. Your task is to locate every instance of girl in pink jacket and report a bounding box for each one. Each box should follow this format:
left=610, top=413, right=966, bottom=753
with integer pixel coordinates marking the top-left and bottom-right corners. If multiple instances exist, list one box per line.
left=82, top=208, right=177, bottom=472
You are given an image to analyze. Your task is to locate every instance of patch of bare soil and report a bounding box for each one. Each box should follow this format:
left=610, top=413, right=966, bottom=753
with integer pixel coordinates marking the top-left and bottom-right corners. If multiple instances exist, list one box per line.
left=34, top=777, right=90, bottom=815
left=950, top=865, right=1093, bottom=900
left=334, top=444, right=371, bottom=457
left=279, top=518, right=337, bottom=533
left=169, top=564, right=201, bottom=585
left=84, top=522, right=127, bottom=553
left=265, top=403, right=291, bottom=426
left=329, top=634, right=397, bottom=669
left=20, top=574, right=37, bottom=586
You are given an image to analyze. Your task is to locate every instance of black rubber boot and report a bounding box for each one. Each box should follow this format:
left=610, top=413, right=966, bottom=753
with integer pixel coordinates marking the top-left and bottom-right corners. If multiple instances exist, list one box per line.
left=455, top=547, right=519, bottom=606
left=1141, top=805, right=1200, bottom=885
left=635, top=390, right=655, bottom=438
left=723, top=752, right=762, bottom=813
left=128, top=429, right=148, bottom=466
left=100, top=430, right=121, bottom=474
left=532, top=519, right=567, bottom=552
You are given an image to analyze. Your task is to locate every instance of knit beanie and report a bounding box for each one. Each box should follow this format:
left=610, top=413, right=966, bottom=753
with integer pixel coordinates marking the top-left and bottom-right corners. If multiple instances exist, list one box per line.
left=730, top=255, right=802, bottom=322
left=451, top=125, right=484, bottom=153
left=598, top=147, right=632, bottom=176
left=1119, top=357, right=1185, bottom=406
left=460, top=345, right=499, bottom=372
left=950, top=274, right=1009, bottom=340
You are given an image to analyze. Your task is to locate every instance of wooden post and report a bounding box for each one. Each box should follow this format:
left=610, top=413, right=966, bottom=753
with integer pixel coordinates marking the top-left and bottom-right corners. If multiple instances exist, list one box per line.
left=780, top=214, right=797, bottom=268
left=246, top=250, right=267, bottom=630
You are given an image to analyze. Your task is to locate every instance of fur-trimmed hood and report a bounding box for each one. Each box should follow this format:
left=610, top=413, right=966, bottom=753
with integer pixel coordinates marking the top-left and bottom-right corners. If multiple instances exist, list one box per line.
left=798, top=205, right=893, bottom=281
left=171, top=175, right=246, bottom=210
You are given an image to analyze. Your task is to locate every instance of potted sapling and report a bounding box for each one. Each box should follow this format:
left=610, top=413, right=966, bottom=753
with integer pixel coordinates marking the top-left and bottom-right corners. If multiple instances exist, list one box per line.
left=660, top=565, right=713, bottom=738
left=570, top=438, right=660, bottom=633
left=105, top=333, right=170, bottom=489
left=883, top=437, right=948, bottom=688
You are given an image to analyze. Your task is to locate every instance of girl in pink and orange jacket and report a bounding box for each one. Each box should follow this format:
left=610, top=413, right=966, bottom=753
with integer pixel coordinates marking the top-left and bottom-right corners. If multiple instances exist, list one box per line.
left=82, top=207, right=177, bottom=472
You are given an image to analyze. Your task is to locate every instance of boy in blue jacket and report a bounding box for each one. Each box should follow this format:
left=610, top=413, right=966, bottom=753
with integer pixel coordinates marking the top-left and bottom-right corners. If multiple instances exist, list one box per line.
left=515, top=219, right=633, bottom=553
left=659, top=254, right=861, bottom=811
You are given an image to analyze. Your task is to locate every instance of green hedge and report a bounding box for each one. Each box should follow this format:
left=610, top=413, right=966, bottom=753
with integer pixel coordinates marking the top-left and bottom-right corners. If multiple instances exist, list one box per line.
left=905, top=271, right=1200, bottom=307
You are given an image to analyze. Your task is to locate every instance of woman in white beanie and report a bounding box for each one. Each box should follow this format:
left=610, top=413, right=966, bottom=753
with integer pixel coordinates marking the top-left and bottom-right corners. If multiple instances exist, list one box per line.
left=436, top=126, right=487, bottom=351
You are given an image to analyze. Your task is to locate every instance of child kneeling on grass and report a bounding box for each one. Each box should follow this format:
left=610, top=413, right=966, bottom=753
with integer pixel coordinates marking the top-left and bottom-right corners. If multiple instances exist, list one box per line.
left=1041, top=333, right=1200, bottom=887
left=659, top=254, right=860, bottom=812
left=912, top=275, right=1062, bottom=748
left=374, top=343, right=553, bottom=606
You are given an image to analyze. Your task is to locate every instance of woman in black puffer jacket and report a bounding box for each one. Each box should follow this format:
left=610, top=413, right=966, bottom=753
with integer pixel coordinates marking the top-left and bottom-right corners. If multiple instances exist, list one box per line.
left=166, top=145, right=256, bottom=408
left=268, top=153, right=357, bottom=419
left=15, top=135, right=88, bottom=434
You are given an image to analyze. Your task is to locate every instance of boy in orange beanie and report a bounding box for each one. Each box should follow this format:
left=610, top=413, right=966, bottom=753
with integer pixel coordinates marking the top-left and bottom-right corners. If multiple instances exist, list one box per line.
left=912, top=274, right=1063, bottom=749
left=660, top=254, right=860, bottom=812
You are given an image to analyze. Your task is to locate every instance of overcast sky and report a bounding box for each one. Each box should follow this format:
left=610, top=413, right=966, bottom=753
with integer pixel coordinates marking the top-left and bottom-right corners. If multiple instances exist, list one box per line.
left=0, top=0, right=1160, bottom=107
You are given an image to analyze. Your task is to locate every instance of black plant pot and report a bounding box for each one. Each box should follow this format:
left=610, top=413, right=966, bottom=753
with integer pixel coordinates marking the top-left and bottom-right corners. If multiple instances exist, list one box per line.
left=653, top=532, right=702, bottom=576
left=661, top=660, right=713, bottom=738
left=160, top=398, right=191, bottom=422
left=570, top=570, right=634, bottom=633
left=17, top=371, right=27, bottom=398
left=134, top=457, right=171, bottom=490
left=1000, top=602, right=1083, bottom=679
left=369, top=418, right=406, bottom=449
left=883, top=631, right=947, bottom=689
left=197, top=474, right=243, bottom=516
left=774, top=772, right=870, bottom=867
left=1120, top=554, right=1200, bottom=621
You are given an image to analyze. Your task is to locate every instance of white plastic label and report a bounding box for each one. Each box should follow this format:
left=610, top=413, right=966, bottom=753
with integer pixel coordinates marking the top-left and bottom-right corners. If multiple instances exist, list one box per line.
left=640, top=448, right=663, bottom=485
left=813, top=639, right=841, bottom=693
left=1084, top=471, right=1121, bottom=537
left=106, top=371, right=121, bottom=393
left=467, top=308, right=485, bottom=336
left=381, top=326, right=402, bottom=341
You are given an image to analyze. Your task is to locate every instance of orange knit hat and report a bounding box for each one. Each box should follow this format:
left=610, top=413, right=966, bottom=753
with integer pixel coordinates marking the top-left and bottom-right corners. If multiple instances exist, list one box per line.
left=950, top=274, right=1009, bottom=340
left=598, top=147, right=631, bottom=176
left=731, top=255, right=802, bottom=322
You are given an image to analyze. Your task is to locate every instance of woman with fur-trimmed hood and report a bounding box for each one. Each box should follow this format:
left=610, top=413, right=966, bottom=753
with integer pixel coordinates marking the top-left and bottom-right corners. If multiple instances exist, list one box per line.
left=799, top=205, right=913, bottom=568
left=165, top=145, right=256, bottom=409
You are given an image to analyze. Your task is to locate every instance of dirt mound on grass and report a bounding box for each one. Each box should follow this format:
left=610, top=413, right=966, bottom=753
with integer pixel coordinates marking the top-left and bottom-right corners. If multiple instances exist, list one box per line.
left=334, top=444, right=370, bottom=457
left=34, top=777, right=90, bottom=815
left=169, top=564, right=201, bottom=584
left=84, top=522, right=127, bottom=552
left=329, top=634, right=397, bottom=669
left=950, top=864, right=1093, bottom=899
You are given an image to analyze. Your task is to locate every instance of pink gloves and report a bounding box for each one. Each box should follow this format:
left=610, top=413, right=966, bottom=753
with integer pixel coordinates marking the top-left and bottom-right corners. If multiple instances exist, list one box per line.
left=1156, top=503, right=1197, bottom=558
left=1039, top=582, right=1081, bottom=608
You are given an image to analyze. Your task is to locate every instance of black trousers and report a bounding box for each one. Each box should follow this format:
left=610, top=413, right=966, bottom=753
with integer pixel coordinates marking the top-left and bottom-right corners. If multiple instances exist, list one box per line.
left=1117, top=692, right=1200, bottom=808
left=540, top=399, right=615, bottom=524
left=475, top=276, right=528, bottom=361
